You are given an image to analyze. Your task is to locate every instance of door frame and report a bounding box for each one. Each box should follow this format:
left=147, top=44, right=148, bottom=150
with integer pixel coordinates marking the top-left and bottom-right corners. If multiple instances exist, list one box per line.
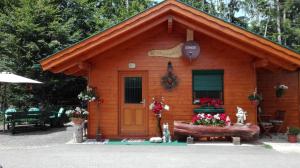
left=118, top=70, right=149, bottom=137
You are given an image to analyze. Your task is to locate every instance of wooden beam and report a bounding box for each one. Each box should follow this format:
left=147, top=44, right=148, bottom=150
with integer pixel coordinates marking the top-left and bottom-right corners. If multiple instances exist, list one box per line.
left=186, top=29, right=194, bottom=41
left=168, top=16, right=173, bottom=33
left=265, top=64, right=281, bottom=72
left=64, top=66, right=82, bottom=75
left=253, top=59, right=268, bottom=68
left=78, top=62, right=91, bottom=71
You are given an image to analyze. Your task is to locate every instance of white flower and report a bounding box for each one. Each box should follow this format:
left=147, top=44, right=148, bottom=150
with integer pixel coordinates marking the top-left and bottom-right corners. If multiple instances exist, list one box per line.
left=213, top=114, right=220, bottom=120
left=279, top=85, right=288, bottom=89
left=83, top=111, right=89, bottom=115
left=75, top=107, right=81, bottom=112
left=199, top=113, right=205, bottom=119
left=164, top=105, right=170, bottom=111
left=149, top=103, right=154, bottom=110
left=65, top=110, right=74, bottom=116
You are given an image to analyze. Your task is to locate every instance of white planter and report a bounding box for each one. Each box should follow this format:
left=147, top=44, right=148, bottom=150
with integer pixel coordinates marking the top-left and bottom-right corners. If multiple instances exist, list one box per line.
left=73, top=123, right=83, bottom=143
left=297, top=134, right=300, bottom=142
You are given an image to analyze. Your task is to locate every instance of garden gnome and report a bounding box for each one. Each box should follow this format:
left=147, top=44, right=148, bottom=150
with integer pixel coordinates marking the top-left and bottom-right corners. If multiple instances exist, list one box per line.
left=162, top=123, right=171, bottom=143
left=236, top=106, right=247, bottom=124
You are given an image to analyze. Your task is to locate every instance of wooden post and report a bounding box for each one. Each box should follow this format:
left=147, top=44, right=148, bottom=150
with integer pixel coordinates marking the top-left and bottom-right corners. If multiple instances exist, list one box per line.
left=168, top=16, right=173, bottom=33
left=186, top=29, right=194, bottom=41
left=232, top=137, right=241, bottom=145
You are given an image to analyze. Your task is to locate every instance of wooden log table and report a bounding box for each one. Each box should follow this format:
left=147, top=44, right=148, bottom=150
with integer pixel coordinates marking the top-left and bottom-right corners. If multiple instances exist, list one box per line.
left=174, top=121, right=260, bottom=142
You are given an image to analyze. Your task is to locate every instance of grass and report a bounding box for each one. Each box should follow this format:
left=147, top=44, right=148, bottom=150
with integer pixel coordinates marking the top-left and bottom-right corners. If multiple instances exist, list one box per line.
left=263, top=144, right=273, bottom=149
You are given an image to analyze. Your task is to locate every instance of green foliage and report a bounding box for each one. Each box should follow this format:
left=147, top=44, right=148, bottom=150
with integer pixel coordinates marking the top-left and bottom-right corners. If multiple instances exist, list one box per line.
left=0, top=0, right=155, bottom=108
left=288, top=127, right=300, bottom=135
left=0, top=0, right=299, bottom=108
left=180, top=0, right=300, bottom=52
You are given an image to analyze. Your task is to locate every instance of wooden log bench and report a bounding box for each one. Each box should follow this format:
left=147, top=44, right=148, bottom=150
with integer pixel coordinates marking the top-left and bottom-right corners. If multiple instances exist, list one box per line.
left=174, top=121, right=260, bottom=144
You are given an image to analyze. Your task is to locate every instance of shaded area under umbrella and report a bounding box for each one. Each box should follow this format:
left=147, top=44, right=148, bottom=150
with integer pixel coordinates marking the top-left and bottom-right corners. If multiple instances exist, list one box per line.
left=0, top=72, right=43, bottom=132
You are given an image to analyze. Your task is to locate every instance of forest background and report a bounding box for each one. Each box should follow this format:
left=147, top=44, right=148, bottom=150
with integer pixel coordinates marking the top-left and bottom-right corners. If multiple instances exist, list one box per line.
left=0, top=0, right=299, bottom=108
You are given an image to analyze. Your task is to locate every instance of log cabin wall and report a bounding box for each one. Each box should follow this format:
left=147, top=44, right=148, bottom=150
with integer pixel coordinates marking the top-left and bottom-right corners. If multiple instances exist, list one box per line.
left=87, top=23, right=257, bottom=138
left=257, top=70, right=300, bottom=130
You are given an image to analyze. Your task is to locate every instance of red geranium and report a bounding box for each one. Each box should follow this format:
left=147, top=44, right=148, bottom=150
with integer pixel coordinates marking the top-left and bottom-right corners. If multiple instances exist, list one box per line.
left=196, top=98, right=223, bottom=108
left=149, top=97, right=170, bottom=118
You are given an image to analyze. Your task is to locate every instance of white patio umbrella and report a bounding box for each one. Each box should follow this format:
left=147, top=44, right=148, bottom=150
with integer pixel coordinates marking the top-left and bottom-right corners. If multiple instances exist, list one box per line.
left=0, top=72, right=43, bottom=132
left=0, top=72, right=42, bottom=84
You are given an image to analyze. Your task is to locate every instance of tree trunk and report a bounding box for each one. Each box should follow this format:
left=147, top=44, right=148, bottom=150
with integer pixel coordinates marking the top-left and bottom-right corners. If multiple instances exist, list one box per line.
left=264, top=17, right=270, bottom=38
left=275, top=0, right=282, bottom=44
left=283, top=7, right=287, bottom=45
left=125, top=0, right=129, bottom=12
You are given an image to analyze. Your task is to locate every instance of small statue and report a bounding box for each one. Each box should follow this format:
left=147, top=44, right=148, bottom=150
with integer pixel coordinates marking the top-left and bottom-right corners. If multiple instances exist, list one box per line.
left=236, top=106, right=247, bottom=125
left=162, top=123, right=171, bottom=143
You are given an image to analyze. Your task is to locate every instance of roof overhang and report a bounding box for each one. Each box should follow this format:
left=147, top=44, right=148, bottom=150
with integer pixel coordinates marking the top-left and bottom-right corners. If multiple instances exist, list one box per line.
left=40, top=0, right=300, bottom=76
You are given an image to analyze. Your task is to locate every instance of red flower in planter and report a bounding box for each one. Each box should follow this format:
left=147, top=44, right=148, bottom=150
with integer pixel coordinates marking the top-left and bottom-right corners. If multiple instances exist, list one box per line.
left=220, top=113, right=227, bottom=121
left=192, top=115, right=199, bottom=123
left=149, top=97, right=170, bottom=117
left=196, top=98, right=223, bottom=108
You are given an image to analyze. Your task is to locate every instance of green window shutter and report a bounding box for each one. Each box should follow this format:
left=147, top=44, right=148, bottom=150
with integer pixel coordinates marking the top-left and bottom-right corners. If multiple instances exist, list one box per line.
left=193, top=70, right=223, bottom=91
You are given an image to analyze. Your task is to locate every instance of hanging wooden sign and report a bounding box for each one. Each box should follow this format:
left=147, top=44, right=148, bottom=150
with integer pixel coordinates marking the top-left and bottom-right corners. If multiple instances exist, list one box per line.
left=182, top=41, right=200, bottom=61
left=148, top=43, right=183, bottom=58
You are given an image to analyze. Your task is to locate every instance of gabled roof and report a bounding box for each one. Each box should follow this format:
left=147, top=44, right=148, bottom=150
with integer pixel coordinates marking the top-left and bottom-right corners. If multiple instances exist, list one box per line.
left=40, top=0, right=300, bottom=75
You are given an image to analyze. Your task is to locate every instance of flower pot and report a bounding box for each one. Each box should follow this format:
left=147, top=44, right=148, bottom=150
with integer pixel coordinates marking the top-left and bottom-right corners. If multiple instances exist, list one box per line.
left=250, top=100, right=259, bottom=106
left=72, top=118, right=84, bottom=125
left=288, top=134, right=298, bottom=143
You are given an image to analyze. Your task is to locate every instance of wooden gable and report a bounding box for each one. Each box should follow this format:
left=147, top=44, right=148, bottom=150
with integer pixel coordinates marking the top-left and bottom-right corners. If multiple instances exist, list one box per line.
left=40, top=0, right=300, bottom=75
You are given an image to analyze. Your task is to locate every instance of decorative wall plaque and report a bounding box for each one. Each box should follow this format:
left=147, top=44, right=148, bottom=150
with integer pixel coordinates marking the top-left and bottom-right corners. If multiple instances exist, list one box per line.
left=182, top=41, right=200, bottom=62
left=148, top=43, right=183, bottom=58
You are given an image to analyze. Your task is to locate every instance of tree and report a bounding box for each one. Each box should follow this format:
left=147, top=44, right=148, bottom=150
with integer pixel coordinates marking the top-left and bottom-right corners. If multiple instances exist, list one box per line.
left=0, top=0, right=156, bottom=107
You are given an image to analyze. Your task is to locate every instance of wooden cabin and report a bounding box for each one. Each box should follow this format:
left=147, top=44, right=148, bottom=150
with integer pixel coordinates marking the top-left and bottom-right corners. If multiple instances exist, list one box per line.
left=40, top=0, right=300, bottom=139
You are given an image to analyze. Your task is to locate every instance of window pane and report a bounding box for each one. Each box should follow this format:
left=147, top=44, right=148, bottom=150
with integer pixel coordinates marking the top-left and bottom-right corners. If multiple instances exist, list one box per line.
left=193, top=74, right=223, bottom=91
left=124, top=77, right=142, bottom=103
left=192, top=70, right=224, bottom=102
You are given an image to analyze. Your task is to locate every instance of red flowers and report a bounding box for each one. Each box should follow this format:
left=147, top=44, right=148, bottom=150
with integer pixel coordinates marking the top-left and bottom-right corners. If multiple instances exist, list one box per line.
left=195, top=98, right=223, bottom=108
left=149, top=97, right=170, bottom=118
left=192, top=113, right=230, bottom=127
left=151, top=101, right=164, bottom=114
left=220, top=113, right=227, bottom=121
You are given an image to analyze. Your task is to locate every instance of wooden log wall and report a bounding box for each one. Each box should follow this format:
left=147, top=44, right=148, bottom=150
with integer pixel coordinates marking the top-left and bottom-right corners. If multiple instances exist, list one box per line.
left=87, top=23, right=257, bottom=138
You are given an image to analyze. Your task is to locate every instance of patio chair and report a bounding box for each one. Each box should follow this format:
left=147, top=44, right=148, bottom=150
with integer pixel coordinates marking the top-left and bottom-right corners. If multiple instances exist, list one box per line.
left=270, top=110, right=285, bottom=134
left=49, top=107, right=65, bottom=127
left=257, top=106, right=273, bottom=138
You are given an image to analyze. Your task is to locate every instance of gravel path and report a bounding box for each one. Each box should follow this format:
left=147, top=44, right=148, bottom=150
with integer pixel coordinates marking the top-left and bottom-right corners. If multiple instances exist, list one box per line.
left=0, top=124, right=300, bottom=168
left=0, top=123, right=73, bottom=148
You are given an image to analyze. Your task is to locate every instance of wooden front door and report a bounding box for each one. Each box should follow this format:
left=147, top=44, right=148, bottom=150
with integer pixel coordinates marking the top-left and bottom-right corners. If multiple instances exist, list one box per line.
left=119, top=71, right=148, bottom=136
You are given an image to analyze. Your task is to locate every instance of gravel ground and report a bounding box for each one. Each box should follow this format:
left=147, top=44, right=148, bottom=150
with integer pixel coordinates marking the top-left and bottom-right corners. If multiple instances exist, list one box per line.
left=0, top=124, right=300, bottom=168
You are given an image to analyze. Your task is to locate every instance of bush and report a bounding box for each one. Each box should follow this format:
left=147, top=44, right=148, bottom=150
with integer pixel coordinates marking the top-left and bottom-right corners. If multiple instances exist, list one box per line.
left=288, top=127, right=300, bottom=135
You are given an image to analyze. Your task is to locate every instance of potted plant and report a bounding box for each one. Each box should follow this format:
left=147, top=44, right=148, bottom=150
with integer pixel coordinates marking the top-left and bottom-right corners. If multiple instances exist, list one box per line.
left=287, top=127, right=300, bottom=143
left=66, top=107, right=89, bottom=143
left=149, top=96, right=170, bottom=137
left=248, top=89, right=262, bottom=105
left=274, top=84, right=288, bottom=98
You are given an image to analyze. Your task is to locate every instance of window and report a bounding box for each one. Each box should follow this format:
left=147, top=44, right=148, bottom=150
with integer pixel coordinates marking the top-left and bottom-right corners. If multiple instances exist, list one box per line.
left=124, top=77, right=142, bottom=103
left=192, top=70, right=224, bottom=104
